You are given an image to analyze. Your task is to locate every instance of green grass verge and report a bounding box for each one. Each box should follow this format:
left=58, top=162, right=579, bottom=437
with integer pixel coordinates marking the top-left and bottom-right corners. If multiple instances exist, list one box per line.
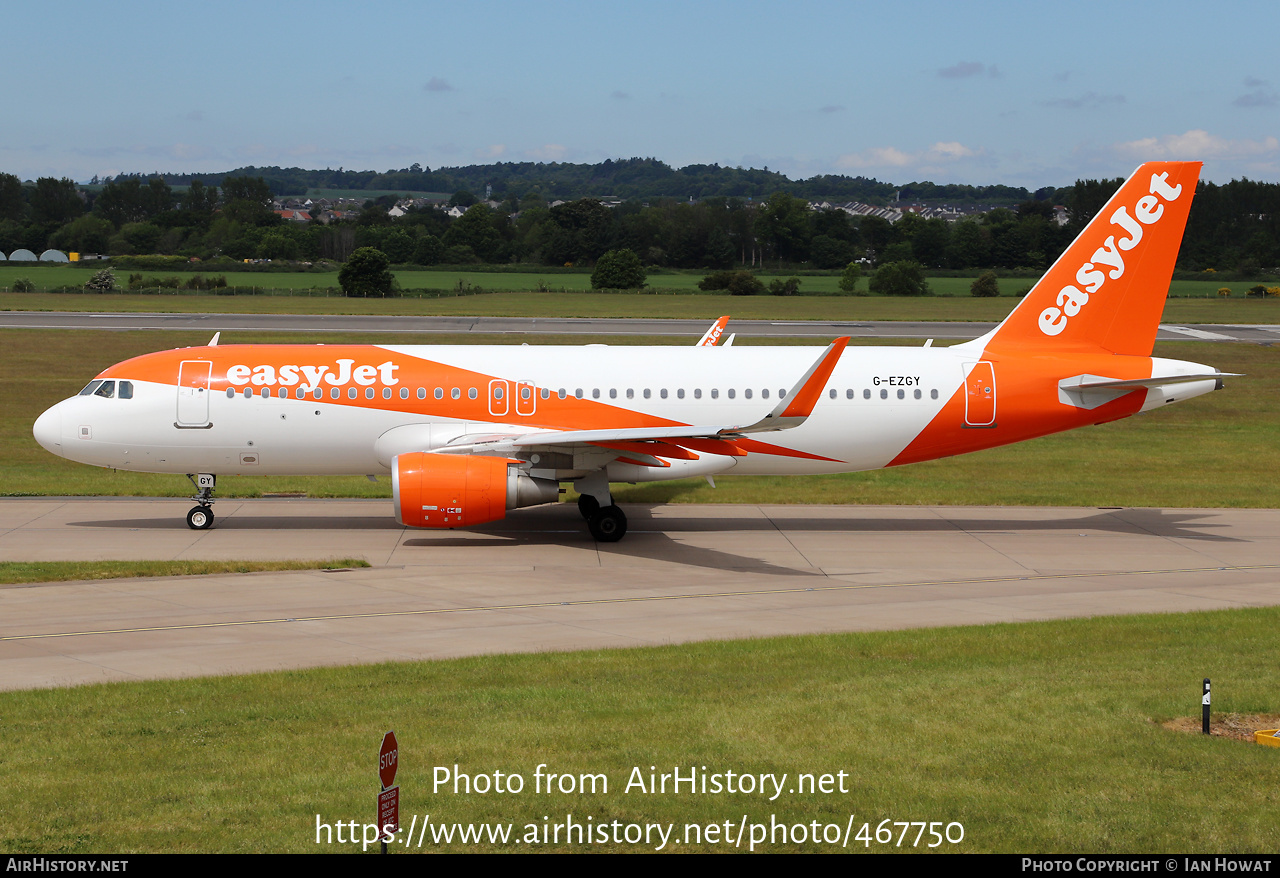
left=3, top=329, right=1277, bottom=507
left=0, top=559, right=370, bottom=585
left=1, top=607, right=1276, bottom=852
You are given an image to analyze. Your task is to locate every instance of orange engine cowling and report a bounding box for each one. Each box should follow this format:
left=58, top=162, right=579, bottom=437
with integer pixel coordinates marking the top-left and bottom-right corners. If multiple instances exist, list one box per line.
left=392, top=452, right=560, bottom=528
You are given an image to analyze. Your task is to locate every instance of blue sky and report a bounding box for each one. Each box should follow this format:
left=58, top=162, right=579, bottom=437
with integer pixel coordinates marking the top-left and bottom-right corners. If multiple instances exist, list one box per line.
left=5, top=0, right=1277, bottom=188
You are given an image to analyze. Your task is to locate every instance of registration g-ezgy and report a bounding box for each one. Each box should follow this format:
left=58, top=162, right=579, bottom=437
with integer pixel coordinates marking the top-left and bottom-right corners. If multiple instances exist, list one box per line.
left=35, top=162, right=1230, bottom=543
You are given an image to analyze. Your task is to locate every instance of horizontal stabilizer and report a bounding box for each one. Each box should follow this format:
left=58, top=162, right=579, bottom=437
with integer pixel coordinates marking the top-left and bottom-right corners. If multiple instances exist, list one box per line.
left=1058, top=372, right=1238, bottom=410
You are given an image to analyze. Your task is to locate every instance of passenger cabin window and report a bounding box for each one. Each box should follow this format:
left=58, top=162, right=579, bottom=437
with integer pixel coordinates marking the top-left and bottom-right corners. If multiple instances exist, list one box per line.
left=828, top=389, right=836, bottom=399
left=435, top=388, right=444, bottom=400
left=418, top=388, right=427, bottom=400
left=931, top=389, right=939, bottom=400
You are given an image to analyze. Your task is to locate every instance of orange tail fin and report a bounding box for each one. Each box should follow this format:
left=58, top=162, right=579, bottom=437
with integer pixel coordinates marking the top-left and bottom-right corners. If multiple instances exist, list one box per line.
left=982, top=161, right=1201, bottom=357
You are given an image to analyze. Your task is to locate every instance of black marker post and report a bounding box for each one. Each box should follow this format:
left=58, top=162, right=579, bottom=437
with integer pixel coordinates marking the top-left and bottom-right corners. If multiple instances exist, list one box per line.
left=1202, top=678, right=1211, bottom=735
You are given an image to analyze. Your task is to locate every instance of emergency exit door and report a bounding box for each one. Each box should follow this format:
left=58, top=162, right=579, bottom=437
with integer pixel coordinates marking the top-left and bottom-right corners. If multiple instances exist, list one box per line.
left=963, top=361, right=996, bottom=427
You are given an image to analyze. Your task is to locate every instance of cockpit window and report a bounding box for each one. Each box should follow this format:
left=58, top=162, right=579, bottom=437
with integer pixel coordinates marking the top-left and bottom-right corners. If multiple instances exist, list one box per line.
left=79, top=380, right=104, bottom=396
left=93, top=380, right=116, bottom=399
left=118, top=381, right=133, bottom=399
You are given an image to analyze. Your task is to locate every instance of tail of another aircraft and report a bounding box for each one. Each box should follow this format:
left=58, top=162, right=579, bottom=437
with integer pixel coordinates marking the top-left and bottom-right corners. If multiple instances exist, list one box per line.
left=978, top=161, right=1202, bottom=358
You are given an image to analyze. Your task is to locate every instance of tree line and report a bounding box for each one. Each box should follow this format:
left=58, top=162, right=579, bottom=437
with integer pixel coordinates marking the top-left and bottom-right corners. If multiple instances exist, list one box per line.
left=2, top=168, right=1277, bottom=274
left=93, top=157, right=1035, bottom=204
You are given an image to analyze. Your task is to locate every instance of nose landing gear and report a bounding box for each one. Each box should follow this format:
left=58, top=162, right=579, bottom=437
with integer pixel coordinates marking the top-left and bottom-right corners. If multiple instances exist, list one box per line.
left=185, top=473, right=217, bottom=530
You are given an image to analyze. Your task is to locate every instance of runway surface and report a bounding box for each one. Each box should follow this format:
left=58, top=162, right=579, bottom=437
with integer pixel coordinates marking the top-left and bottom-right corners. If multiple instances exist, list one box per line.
left=2, top=498, right=1278, bottom=691
left=3, top=311, right=1279, bottom=342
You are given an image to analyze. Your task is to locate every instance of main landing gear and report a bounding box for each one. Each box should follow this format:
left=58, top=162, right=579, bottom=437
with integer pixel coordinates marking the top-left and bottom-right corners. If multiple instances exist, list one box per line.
left=575, top=475, right=627, bottom=543
left=186, top=473, right=217, bottom=530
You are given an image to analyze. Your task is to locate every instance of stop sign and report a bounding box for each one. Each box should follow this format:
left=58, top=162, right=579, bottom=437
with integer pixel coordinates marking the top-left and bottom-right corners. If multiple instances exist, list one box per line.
left=379, top=730, right=398, bottom=790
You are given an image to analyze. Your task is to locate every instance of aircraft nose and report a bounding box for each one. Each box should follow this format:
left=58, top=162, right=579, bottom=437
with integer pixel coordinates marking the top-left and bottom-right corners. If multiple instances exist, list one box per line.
left=33, top=404, right=63, bottom=454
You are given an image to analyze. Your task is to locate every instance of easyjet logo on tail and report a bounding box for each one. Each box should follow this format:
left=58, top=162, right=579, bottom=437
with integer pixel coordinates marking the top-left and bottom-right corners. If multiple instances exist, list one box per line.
left=1038, top=171, right=1184, bottom=337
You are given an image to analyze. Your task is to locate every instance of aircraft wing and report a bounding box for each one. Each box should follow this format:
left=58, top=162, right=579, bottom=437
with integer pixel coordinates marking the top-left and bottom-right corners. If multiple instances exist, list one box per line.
left=433, top=337, right=851, bottom=462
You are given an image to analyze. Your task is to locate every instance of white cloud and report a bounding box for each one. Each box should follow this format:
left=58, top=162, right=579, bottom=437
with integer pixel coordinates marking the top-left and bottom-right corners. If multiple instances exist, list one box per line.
left=927, top=142, right=976, bottom=160
left=525, top=144, right=567, bottom=161
left=424, top=77, right=454, bottom=93
left=835, top=142, right=978, bottom=171
left=1112, top=129, right=1279, bottom=161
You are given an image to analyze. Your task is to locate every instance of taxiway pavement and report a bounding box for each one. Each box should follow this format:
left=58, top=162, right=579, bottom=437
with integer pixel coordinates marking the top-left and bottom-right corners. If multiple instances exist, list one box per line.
left=2, top=498, right=1278, bottom=691
left=3, top=311, right=1279, bottom=343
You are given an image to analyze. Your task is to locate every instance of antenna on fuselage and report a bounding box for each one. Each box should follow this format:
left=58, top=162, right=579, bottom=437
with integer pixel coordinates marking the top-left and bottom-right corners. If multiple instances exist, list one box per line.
left=208, top=332, right=221, bottom=347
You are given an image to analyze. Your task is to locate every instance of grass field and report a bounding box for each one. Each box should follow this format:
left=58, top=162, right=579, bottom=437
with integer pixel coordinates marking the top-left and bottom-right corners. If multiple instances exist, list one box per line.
left=3, top=329, right=1277, bottom=507
left=0, top=559, right=369, bottom=585
left=4, top=263, right=1277, bottom=302
left=1, top=607, right=1276, bottom=852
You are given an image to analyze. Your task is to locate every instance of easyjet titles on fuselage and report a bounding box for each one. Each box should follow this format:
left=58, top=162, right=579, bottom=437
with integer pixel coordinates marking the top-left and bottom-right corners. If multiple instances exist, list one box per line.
left=225, top=359, right=401, bottom=393
left=1037, top=170, right=1185, bottom=337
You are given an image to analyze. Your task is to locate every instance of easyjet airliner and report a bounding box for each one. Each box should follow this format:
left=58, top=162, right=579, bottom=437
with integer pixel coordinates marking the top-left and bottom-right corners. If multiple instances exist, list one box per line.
left=33, top=162, right=1230, bottom=542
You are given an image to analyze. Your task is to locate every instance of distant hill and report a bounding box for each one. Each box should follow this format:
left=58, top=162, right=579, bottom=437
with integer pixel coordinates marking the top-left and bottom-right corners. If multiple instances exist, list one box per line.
left=102, top=158, right=1036, bottom=207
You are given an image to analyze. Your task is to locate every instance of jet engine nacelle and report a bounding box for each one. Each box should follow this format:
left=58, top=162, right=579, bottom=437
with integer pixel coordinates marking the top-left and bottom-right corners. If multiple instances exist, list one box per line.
left=392, top=452, right=560, bottom=528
